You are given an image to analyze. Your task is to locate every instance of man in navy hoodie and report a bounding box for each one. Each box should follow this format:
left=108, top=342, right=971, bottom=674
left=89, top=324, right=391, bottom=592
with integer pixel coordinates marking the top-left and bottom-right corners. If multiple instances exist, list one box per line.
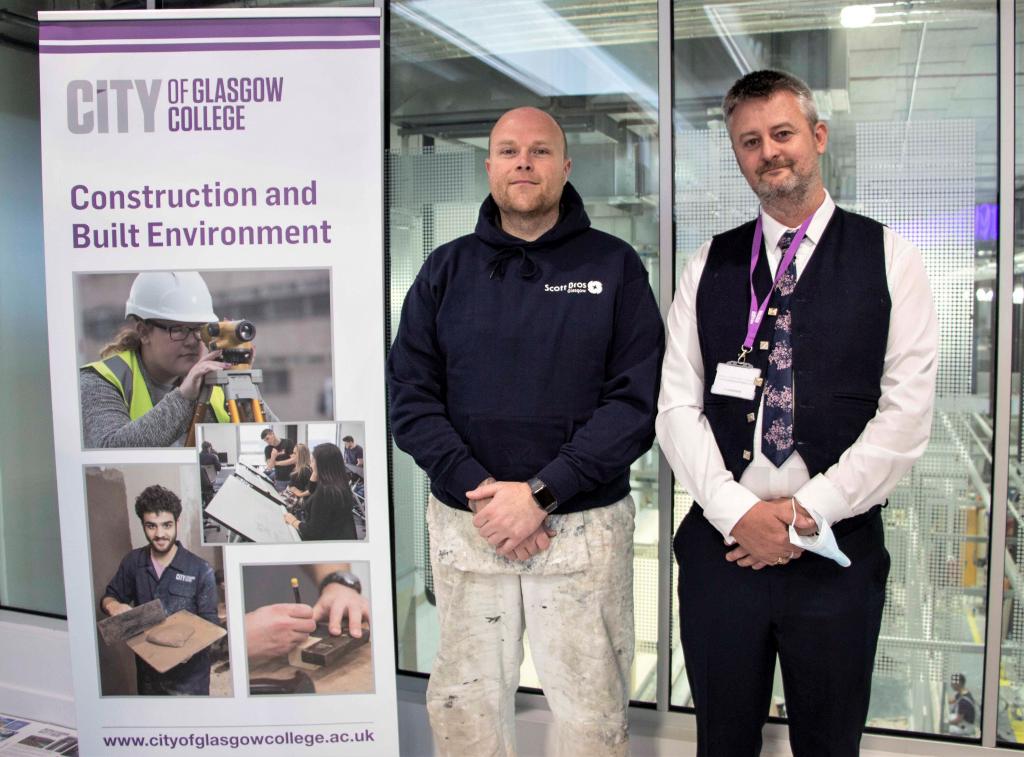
left=388, top=107, right=663, bottom=756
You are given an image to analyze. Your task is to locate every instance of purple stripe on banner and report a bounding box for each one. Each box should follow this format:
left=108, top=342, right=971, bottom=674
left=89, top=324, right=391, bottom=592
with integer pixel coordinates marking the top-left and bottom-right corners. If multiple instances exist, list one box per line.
left=39, top=40, right=380, bottom=54
left=40, top=17, right=379, bottom=42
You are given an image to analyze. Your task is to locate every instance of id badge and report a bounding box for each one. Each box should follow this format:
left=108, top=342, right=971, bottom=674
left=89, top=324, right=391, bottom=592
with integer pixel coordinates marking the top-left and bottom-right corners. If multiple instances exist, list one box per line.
left=710, top=361, right=761, bottom=400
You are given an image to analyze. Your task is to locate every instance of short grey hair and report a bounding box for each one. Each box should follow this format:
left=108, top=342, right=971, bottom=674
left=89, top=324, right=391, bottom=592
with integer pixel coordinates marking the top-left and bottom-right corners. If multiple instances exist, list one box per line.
left=722, top=70, right=819, bottom=127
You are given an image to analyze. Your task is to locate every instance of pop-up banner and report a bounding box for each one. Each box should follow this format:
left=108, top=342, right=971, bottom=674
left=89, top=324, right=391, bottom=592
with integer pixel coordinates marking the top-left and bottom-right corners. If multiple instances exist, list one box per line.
left=38, top=9, right=397, bottom=755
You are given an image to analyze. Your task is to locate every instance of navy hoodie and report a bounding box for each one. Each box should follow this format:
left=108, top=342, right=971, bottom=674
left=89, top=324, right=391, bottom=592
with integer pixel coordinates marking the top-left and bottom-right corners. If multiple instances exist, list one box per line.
left=387, top=182, right=664, bottom=513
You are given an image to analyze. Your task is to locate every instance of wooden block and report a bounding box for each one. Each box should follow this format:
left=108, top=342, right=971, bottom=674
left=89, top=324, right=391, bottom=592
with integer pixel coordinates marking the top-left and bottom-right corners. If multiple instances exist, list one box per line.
left=97, top=600, right=166, bottom=645
left=300, top=623, right=370, bottom=668
left=288, top=635, right=321, bottom=671
left=247, top=632, right=373, bottom=695
left=311, top=639, right=374, bottom=695
left=125, top=610, right=226, bottom=673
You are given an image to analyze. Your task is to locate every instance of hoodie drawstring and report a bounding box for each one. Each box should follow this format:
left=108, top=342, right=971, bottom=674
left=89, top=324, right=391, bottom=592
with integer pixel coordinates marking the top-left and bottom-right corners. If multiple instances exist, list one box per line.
left=487, top=246, right=539, bottom=281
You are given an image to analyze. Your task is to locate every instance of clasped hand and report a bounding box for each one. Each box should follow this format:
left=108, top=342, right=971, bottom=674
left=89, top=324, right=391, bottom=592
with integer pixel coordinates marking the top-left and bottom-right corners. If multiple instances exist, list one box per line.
left=727, top=498, right=818, bottom=569
left=466, top=481, right=555, bottom=561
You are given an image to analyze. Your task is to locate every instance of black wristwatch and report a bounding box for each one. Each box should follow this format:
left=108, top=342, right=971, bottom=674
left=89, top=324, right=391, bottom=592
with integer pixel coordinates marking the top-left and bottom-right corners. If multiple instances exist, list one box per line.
left=527, top=477, right=558, bottom=513
left=319, top=570, right=362, bottom=595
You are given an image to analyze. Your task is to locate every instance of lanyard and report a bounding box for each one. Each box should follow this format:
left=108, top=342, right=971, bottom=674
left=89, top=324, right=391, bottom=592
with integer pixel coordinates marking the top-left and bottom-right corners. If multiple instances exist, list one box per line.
left=738, top=211, right=814, bottom=362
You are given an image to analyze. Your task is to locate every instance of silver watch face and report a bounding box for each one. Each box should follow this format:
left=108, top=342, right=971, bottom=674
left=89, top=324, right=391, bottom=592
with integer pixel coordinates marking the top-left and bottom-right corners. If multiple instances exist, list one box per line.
left=528, top=479, right=556, bottom=511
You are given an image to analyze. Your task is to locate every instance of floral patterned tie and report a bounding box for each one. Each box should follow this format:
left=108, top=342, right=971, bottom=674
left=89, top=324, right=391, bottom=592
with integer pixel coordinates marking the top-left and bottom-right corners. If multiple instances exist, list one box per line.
left=761, top=230, right=798, bottom=467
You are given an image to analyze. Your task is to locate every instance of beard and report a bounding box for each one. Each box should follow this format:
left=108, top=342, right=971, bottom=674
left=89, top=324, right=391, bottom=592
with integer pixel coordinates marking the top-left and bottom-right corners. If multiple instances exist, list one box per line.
left=753, top=158, right=817, bottom=207
left=148, top=534, right=175, bottom=555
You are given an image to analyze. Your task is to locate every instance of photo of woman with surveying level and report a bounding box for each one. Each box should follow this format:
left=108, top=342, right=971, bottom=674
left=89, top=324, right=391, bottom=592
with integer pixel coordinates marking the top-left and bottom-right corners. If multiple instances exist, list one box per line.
left=79, top=271, right=271, bottom=448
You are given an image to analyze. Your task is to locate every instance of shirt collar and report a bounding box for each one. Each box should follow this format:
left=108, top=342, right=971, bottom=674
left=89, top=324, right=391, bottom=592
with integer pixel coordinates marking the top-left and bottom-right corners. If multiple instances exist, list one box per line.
left=148, top=541, right=188, bottom=574
left=759, top=190, right=835, bottom=254
left=168, top=542, right=193, bottom=572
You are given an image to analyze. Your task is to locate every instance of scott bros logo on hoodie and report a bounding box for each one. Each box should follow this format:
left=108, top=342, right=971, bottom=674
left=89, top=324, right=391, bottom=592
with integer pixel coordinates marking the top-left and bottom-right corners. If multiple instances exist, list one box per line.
left=544, top=280, right=603, bottom=295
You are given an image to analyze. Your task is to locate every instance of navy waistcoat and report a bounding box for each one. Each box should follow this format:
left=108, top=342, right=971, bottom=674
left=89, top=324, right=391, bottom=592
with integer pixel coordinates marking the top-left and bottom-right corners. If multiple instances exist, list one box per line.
left=696, top=206, right=891, bottom=481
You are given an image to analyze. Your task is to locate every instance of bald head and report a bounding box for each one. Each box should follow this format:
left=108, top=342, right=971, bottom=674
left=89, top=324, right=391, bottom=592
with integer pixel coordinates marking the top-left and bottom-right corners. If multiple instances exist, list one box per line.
left=484, top=106, right=572, bottom=241
left=488, top=107, right=568, bottom=159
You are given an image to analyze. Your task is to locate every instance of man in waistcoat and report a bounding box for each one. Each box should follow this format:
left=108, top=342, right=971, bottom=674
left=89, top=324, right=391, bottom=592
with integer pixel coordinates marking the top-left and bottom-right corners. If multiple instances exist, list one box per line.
left=656, top=70, right=938, bottom=756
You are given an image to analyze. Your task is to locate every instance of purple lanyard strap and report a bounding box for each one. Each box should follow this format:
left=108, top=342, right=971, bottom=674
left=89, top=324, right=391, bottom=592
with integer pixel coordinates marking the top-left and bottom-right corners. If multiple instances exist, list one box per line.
left=738, top=211, right=814, bottom=362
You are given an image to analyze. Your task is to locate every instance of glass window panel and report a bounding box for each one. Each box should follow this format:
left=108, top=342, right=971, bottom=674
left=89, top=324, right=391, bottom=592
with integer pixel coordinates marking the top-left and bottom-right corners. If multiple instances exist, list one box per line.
left=671, top=0, right=996, bottom=739
left=240, top=425, right=270, bottom=461
left=387, top=0, right=660, bottom=702
left=0, top=37, right=64, bottom=617
left=307, top=423, right=340, bottom=449
left=999, top=3, right=1024, bottom=747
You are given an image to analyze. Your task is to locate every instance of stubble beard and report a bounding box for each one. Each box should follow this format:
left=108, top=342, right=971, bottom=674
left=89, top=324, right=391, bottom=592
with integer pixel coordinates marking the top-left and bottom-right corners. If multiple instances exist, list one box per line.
left=494, top=186, right=562, bottom=234
left=756, top=167, right=808, bottom=205
left=753, top=160, right=820, bottom=214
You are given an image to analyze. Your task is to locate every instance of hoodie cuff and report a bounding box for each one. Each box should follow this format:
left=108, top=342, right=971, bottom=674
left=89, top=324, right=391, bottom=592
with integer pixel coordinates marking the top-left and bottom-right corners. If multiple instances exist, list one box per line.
left=535, top=457, right=580, bottom=508
left=446, top=457, right=492, bottom=506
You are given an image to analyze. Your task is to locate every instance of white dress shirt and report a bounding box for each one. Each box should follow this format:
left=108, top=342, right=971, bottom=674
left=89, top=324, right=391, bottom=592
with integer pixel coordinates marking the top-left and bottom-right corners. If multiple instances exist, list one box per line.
left=656, top=191, right=939, bottom=540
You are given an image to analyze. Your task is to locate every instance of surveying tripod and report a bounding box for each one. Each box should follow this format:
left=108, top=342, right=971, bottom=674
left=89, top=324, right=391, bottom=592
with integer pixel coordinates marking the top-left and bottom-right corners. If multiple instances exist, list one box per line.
left=185, top=367, right=267, bottom=446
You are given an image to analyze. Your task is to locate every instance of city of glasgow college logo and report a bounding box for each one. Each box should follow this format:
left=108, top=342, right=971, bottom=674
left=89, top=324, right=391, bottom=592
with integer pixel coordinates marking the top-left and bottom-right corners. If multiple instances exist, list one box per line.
left=543, top=280, right=603, bottom=295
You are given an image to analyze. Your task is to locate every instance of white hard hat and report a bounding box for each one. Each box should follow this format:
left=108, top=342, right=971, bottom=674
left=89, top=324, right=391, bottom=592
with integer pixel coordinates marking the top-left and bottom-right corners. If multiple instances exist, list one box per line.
left=125, top=271, right=218, bottom=323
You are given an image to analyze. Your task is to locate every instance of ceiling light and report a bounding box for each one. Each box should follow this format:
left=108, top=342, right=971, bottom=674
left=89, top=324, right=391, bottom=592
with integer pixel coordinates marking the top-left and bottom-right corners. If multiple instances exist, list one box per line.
left=840, top=5, right=876, bottom=28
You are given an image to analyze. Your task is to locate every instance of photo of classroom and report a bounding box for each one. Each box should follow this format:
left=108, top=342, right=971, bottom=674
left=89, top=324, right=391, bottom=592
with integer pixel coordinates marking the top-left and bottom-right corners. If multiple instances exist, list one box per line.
left=199, top=422, right=367, bottom=544
left=75, top=269, right=334, bottom=449
left=84, top=464, right=232, bottom=698
left=241, top=562, right=372, bottom=697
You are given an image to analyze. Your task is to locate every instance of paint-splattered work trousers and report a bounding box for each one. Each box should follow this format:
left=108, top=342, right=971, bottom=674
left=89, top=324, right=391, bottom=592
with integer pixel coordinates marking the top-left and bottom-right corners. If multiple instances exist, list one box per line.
left=425, top=495, right=635, bottom=757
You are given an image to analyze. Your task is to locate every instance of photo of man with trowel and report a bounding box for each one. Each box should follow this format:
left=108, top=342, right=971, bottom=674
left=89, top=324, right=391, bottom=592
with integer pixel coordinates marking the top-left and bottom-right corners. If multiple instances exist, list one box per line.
left=100, top=484, right=221, bottom=696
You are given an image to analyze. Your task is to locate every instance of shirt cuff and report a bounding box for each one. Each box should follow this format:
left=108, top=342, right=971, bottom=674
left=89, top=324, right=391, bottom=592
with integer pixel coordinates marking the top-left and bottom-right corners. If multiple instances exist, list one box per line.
left=704, top=481, right=760, bottom=543
left=446, top=456, right=492, bottom=505
left=794, top=474, right=849, bottom=526
left=535, top=457, right=580, bottom=507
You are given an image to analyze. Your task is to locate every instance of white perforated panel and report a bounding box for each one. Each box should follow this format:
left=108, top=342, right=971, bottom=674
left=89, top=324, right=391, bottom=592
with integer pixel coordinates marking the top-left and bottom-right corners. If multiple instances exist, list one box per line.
left=857, top=120, right=975, bottom=398
left=675, top=127, right=756, bottom=267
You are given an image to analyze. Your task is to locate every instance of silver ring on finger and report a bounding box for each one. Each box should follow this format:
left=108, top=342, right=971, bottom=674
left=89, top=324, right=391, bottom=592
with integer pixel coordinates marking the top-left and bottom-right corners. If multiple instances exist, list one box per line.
left=775, top=556, right=785, bottom=565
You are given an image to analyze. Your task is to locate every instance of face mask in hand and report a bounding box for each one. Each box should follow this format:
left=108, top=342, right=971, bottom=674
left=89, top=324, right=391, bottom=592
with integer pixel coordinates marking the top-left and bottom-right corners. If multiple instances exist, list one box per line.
left=788, top=499, right=851, bottom=568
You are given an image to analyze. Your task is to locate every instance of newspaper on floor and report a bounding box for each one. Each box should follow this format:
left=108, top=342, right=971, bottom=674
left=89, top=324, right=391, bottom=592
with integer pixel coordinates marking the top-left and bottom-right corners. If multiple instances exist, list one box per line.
left=0, top=715, right=77, bottom=756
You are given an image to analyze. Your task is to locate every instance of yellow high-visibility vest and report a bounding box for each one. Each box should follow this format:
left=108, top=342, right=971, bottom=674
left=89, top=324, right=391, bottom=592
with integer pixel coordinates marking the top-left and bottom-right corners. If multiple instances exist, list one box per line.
left=84, top=349, right=230, bottom=424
